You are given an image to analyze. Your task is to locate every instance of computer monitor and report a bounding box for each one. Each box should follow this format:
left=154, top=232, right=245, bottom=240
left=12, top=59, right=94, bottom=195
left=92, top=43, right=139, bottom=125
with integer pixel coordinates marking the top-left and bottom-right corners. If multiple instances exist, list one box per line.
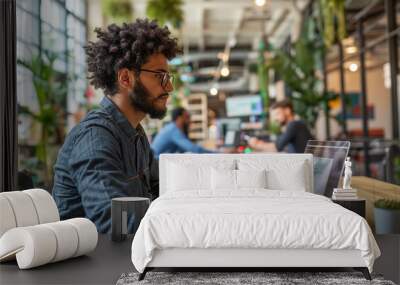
left=226, top=95, right=263, bottom=117
left=224, top=130, right=240, bottom=147
left=216, top=118, right=241, bottom=139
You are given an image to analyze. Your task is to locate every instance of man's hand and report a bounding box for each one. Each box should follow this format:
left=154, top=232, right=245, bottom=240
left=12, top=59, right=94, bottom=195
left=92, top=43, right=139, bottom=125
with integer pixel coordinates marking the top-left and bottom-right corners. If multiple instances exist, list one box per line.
left=248, top=137, right=261, bottom=149
left=247, top=137, right=277, bottom=152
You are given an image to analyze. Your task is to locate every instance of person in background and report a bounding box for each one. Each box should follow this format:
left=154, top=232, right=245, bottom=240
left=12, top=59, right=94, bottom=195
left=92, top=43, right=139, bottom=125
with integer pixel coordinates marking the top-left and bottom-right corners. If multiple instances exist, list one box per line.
left=248, top=99, right=313, bottom=153
left=151, top=107, right=215, bottom=158
left=52, top=19, right=181, bottom=233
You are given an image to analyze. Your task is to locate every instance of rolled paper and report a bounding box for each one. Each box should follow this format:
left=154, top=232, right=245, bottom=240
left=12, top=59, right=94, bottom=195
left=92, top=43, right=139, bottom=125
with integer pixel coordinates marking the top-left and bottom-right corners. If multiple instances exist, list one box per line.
left=0, top=196, right=17, bottom=237
left=23, top=189, right=60, bottom=224
left=42, top=221, right=79, bottom=262
left=1, top=192, right=39, bottom=227
left=0, top=226, right=57, bottom=269
left=65, top=218, right=98, bottom=257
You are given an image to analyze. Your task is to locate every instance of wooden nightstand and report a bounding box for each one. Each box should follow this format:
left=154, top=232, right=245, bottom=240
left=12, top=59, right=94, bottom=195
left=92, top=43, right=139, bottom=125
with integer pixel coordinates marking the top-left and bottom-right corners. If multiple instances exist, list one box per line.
left=332, top=198, right=366, bottom=218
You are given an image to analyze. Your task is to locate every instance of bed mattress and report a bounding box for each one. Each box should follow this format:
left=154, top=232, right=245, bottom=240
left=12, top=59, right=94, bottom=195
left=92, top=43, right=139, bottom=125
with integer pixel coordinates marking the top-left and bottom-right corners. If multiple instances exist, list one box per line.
left=131, top=190, right=380, bottom=273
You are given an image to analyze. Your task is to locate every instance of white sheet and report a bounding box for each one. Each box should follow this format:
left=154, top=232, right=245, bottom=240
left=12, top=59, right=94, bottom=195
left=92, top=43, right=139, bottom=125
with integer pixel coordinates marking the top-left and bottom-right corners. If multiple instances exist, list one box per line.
left=131, top=190, right=380, bottom=273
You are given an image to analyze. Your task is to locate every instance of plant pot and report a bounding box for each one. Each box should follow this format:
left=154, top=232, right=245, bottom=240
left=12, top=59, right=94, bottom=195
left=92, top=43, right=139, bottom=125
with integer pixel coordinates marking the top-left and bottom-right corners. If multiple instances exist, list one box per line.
left=374, top=207, right=400, bottom=234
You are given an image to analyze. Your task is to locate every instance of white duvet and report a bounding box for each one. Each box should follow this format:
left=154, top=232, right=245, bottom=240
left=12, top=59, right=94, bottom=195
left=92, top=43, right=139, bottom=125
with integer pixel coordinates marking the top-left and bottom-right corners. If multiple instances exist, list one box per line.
left=131, top=190, right=380, bottom=273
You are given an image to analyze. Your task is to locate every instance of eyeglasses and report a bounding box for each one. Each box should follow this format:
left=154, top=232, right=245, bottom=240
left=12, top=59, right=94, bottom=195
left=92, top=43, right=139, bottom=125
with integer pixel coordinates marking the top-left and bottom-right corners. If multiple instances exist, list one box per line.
left=139, top=69, right=174, bottom=90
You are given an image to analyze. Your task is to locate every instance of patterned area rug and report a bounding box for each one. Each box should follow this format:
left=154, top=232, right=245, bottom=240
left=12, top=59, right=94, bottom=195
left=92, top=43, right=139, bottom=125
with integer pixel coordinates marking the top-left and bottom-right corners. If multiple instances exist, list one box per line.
left=117, top=271, right=395, bottom=285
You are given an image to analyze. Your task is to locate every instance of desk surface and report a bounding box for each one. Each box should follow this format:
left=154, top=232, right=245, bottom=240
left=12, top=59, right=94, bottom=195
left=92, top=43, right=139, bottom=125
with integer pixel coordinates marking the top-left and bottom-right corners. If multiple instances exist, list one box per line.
left=1, top=233, right=398, bottom=285
left=0, top=234, right=134, bottom=285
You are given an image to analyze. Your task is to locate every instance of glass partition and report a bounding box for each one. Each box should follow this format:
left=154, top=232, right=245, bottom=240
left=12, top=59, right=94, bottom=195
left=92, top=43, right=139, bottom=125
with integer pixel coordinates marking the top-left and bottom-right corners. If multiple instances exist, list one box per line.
left=305, top=141, right=351, bottom=197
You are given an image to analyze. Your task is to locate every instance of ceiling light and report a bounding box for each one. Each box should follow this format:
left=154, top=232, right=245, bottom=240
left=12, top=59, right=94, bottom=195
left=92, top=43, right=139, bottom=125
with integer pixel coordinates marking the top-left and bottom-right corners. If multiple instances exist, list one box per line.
left=210, top=87, right=218, bottom=96
left=220, top=66, right=230, bottom=77
left=349, top=63, right=358, bottom=72
left=255, top=0, right=266, bottom=7
left=345, top=46, right=357, bottom=54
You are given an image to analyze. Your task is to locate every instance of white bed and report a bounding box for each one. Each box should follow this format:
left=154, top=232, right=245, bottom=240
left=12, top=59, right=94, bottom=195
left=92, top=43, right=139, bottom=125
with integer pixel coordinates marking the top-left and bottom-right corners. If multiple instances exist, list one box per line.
left=131, top=154, right=380, bottom=280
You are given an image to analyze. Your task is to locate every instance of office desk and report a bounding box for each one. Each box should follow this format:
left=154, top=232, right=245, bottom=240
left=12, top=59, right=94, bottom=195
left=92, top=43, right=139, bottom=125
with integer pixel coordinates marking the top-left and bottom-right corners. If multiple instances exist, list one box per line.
left=0, top=234, right=134, bottom=285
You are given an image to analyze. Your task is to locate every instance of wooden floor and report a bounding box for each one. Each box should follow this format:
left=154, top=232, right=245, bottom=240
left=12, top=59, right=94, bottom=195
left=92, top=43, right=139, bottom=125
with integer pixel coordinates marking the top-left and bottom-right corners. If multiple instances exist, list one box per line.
left=374, top=234, right=400, bottom=284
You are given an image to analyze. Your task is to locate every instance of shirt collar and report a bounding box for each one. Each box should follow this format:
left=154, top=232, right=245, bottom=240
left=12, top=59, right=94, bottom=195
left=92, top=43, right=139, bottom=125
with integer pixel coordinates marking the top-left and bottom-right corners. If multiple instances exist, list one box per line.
left=100, top=96, right=144, bottom=139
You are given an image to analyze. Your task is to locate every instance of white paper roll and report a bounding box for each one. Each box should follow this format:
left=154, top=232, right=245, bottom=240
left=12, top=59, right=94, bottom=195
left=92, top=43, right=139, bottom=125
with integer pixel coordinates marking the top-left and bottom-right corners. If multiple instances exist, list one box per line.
left=0, top=226, right=57, bottom=269
left=1, top=192, right=39, bottom=227
left=23, top=189, right=60, bottom=224
left=42, top=221, right=79, bottom=262
left=65, top=218, right=98, bottom=257
left=0, top=196, right=17, bottom=238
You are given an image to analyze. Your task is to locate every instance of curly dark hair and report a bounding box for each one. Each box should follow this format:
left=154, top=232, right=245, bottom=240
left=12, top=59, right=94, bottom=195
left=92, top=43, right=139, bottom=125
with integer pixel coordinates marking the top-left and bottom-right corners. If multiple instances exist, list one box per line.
left=85, top=19, right=181, bottom=96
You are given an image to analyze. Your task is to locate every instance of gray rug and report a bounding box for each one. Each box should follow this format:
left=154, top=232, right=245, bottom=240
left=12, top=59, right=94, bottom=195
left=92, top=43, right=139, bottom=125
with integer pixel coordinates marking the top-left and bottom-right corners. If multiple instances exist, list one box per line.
left=117, top=271, right=396, bottom=285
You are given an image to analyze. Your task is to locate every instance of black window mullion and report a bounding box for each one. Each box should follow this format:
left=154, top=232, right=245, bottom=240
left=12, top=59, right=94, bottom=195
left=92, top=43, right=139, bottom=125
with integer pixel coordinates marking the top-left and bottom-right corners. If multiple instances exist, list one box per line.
left=0, top=0, right=18, bottom=192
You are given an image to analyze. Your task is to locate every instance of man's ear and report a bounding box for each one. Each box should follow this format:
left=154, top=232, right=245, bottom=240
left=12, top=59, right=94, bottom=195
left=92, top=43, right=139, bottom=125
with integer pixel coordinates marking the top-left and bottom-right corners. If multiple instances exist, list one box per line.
left=117, top=68, right=135, bottom=92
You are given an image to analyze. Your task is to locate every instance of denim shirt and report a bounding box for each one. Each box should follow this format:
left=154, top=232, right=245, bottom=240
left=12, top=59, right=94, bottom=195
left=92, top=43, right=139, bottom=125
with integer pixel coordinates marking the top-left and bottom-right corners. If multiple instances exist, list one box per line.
left=52, top=96, right=159, bottom=233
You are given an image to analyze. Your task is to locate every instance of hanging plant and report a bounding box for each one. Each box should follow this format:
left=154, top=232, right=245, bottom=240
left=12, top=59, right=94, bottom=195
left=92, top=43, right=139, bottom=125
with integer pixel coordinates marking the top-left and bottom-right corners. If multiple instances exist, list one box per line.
left=102, top=0, right=133, bottom=24
left=146, top=0, right=184, bottom=29
left=320, top=0, right=346, bottom=48
left=266, top=18, right=338, bottom=129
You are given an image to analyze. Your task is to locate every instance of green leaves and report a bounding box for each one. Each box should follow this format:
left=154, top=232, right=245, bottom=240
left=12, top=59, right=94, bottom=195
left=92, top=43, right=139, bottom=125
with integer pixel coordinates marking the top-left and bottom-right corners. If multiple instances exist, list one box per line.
left=374, top=199, right=400, bottom=210
left=17, top=51, right=69, bottom=186
left=146, top=0, right=184, bottom=29
left=265, top=18, right=334, bottom=129
left=320, top=0, right=347, bottom=48
left=102, top=0, right=133, bottom=24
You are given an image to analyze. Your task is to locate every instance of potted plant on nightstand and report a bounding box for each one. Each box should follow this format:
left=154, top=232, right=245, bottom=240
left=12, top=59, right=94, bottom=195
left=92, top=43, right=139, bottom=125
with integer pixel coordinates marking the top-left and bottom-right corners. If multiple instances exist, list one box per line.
left=374, top=199, right=400, bottom=234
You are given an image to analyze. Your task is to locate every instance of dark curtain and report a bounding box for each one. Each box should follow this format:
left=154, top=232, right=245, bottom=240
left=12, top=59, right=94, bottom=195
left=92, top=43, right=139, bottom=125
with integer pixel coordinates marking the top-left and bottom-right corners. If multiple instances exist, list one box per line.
left=0, top=0, right=17, bottom=192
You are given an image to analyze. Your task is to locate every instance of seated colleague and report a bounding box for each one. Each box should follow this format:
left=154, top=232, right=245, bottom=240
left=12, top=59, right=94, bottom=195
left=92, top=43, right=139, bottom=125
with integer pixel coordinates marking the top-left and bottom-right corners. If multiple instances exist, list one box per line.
left=52, top=19, right=181, bottom=233
left=248, top=99, right=313, bottom=153
left=151, top=107, right=215, bottom=158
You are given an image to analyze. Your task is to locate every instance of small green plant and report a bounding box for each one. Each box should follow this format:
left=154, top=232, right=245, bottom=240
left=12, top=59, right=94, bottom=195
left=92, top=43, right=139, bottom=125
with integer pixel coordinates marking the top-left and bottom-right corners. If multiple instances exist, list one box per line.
left=374, top=199, right=400, bottom=210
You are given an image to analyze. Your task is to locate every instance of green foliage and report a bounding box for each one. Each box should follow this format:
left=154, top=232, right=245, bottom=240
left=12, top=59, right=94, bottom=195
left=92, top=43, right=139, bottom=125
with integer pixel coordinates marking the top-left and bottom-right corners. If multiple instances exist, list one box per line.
left=374, top=199, right=400, bottom=210
left=266, top=18, right=337, bottom=129
left=394, top=157, right=400, bottom=183
left=268, top=120, right=281, bottom=136
left=146, top=0, right=184, bottom=29
left=102, top=0, right=133, bottom=24
left=320, top=0, right=346, bottom=48
left=170, top=65, right=184, bottom=107
left=17, top=51, right=69, bottom=186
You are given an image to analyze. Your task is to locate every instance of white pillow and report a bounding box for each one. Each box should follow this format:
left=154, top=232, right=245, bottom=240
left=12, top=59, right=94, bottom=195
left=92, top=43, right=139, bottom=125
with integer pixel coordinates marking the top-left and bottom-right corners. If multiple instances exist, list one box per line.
left=266, top=167, right=306, bottom=191
left=238, top=159, right=307, bottom=191
left=236, top=169, right=267, bottom=189
left=211, top=168, right=236, bottom=190
left=211, top=169, right=267, bottom=191
left=167, top=159, right=236, bottom=192
left=168, top=163, right=210, bottom=191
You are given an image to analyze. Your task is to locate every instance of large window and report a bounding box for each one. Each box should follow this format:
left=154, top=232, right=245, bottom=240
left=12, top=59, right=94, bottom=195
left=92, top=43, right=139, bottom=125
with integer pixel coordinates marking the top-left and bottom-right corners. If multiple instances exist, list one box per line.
left=16, top=0, right=87, bottom=188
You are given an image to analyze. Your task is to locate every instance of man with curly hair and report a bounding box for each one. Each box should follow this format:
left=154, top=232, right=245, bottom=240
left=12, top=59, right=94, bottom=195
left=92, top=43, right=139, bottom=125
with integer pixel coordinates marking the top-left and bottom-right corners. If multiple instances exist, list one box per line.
left=52, top=19, right=181, bottom=233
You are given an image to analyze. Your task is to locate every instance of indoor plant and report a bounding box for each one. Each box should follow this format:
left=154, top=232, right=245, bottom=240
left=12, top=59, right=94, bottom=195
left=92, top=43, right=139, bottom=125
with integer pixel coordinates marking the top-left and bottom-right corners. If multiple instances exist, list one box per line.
left=17, top=51, right=69, bottom=188
left=102, top=0, right=133, bottom=24
left=266, top=18, right=337, bottom=130
left=146, top=0, right=184, bottom=29
left=374, top=199, right=400, bottom=234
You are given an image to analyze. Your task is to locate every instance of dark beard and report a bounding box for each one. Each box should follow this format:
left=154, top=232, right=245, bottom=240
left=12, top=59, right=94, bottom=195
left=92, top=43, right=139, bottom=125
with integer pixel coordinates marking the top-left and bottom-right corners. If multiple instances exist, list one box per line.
left=129, top=79, right=168, bottom=119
